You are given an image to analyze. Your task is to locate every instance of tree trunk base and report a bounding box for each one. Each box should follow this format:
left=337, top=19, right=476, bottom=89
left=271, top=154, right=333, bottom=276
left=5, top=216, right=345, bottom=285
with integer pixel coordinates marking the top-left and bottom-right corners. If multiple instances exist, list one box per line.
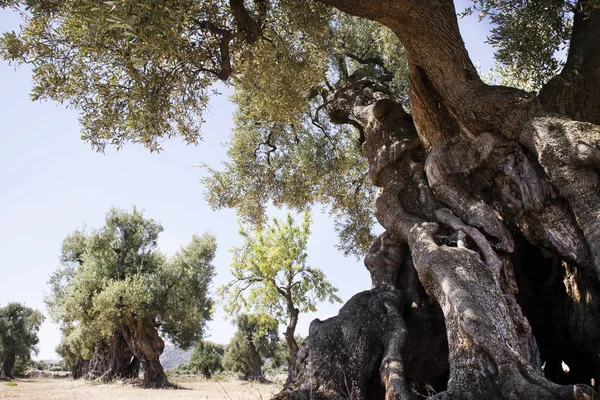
left=141, top=359, right=168, bottom=388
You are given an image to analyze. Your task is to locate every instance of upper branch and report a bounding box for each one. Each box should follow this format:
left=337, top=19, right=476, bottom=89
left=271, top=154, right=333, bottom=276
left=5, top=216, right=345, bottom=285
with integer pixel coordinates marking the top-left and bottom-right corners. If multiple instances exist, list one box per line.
left=539, top=1, right=600, bottom=125
left=316, top=0, right=534, bottom=140
left=194, top=0, right=267, bottom=80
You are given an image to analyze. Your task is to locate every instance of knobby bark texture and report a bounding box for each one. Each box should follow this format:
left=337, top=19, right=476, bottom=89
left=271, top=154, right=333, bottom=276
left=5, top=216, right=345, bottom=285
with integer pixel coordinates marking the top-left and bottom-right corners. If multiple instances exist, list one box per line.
left=275, top=0, right=600, bottom=399
left=120, top=316, right=168, bottom=388
left=85, top=318, right=167, bottom=388
left=86, top=331, right=140, bottom=382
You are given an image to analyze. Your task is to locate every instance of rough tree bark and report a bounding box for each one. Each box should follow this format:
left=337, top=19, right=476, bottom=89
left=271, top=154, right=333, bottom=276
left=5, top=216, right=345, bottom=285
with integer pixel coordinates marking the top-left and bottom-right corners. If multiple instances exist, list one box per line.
left=86, top=331, right=139, bottom=381
left=250, top=350, right=263, bottom=381
left=275, top=0, right=600, bottom=399
left=120, top=316, right=168, bottom=388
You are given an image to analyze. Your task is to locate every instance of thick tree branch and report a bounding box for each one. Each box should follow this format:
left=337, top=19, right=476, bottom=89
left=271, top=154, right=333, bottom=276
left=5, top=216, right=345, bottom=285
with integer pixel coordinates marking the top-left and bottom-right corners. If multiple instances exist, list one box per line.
left=193, top=0, right=265, bottom=81
left=317, top=0, right=535, bottom=141
left=539, top=1, right=600, bottom=125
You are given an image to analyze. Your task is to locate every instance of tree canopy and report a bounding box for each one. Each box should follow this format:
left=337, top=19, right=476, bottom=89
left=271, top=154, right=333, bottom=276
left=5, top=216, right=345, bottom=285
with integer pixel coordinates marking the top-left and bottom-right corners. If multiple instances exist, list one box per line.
left=220, top=212, right=341, bottom=356
left=46, top=207, right=217, bottom=387
left=0, top=1, right=595, bottom=254
left=0, top=302, right=44, bottom=377
left=0, top=1, right=409, bottom=256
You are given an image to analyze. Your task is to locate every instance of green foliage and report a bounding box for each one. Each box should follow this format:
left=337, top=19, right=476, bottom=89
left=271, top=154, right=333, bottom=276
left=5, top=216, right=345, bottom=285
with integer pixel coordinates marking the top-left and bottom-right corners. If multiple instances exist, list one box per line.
left=3, top=0, right=581, bottom=255
left=220, top=212, right=341, bottom=324
left=0, top=0, right=224, bottom=151
left=55, top=324, right=95, bottom=373
left=0, top=0, right=332, bottom=152
left=187, top=341, right=224, bottom=378
left=4, top=382, right=17, bottom=386
left=462, top=0, right=578, bottom=90
left=204, top=13, right=408, bottom=256
left=0, top=1, right=406, bottom=254
left=222, top=314, right=279, bottom=378
left=46, top=207, right=217, bottom=365
left=271, top=335, right=303, bottom=369
left=202, top=114, right=376, bottom=256
left=11, top=357, right=32, bottom=376
left=0, top=303, right=44, bottom=374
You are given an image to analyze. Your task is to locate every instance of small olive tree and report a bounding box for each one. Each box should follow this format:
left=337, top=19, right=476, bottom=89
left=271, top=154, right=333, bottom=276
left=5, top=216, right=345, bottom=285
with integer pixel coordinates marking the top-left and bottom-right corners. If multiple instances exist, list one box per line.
left=187, top=341, right=225, bottom=378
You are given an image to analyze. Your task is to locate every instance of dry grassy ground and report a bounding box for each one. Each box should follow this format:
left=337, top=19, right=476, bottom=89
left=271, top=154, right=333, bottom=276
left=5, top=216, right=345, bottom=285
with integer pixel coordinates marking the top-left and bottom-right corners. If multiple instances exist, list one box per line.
left=0, top=377, right=282, bottom=400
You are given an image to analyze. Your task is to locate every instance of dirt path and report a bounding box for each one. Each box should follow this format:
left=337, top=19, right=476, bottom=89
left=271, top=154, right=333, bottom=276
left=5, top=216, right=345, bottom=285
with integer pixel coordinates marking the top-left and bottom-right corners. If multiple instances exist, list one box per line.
left=0, top=378, right=282, bottom=399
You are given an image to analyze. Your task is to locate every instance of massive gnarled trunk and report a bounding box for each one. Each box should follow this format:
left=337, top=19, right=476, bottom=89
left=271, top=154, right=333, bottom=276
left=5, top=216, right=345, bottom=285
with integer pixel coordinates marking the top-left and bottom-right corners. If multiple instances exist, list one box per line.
left=86, top=331, right=139, bottom=381
left=120, top=316, right=168, bottom=388
left=275, top=1, right=600, bottom=399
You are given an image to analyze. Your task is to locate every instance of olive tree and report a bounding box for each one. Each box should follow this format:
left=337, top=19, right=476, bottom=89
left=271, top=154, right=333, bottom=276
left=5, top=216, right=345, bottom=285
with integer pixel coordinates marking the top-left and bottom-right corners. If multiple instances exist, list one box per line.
left=222, top=314, right=279, bottom=381
left=46, top=207, right=216, bottom=388
left=0, top=303, right=44, bottom=378
left=187, top=341, right=225, bottom=378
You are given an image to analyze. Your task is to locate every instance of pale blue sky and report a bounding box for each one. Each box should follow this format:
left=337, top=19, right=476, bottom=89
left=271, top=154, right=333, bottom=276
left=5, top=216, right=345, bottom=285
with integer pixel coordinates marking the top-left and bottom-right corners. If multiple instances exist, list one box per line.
left=0, top=2, right=494, bottom=360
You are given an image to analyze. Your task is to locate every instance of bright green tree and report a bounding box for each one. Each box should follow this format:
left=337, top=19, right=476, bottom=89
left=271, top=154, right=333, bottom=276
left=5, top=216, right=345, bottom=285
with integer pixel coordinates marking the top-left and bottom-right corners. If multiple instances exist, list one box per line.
left=187, top=341, right=225, bottom=379
left=220, top=212, right=340, bottom=358
left=222, top=314, right=279, bottom=381
left=0, top=303, right=44, bottom=378
left=46, top=207, right=216, bottom=387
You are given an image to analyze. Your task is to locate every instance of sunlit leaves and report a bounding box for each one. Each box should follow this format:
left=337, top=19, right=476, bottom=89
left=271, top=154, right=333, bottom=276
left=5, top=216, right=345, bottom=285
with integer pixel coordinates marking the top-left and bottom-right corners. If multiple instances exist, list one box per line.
left=204, top=14, right=406, bottom=256
left=187, top=340, right=224, bottom=377
left=0, top=0, right=230, bottom=150
left=463, top=0, right=574, bottom=90
left=220, top=212, right=341, bottom=325
left=1, top=1, right=406, bottom=255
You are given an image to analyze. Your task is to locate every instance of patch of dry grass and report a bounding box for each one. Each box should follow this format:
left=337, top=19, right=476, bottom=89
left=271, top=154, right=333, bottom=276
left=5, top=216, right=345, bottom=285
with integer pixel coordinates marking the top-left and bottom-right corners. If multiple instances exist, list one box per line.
left=0, top=377, right=282, bottom=400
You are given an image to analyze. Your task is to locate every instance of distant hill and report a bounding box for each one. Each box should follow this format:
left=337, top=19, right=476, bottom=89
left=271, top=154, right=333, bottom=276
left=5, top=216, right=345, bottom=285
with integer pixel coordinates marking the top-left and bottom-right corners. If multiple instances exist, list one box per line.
left=160, top=344, right=194, bottom=370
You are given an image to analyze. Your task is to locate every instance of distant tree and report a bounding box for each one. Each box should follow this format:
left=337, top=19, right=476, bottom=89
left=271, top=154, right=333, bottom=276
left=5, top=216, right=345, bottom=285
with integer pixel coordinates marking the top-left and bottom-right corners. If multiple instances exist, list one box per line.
left=46, top=207, right=216, bottom=388
left=222, top=314, right=279, bottom=381
left=187, top=341, right=224, bottom=378
left=0, top=303, right=44, bottom=378
left=221, top=213, right=340, bottom=359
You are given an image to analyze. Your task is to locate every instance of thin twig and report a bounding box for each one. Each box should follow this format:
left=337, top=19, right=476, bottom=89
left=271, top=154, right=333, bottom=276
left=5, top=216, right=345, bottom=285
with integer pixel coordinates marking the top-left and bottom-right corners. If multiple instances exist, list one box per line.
left=214, top=376, right=233, bottom=400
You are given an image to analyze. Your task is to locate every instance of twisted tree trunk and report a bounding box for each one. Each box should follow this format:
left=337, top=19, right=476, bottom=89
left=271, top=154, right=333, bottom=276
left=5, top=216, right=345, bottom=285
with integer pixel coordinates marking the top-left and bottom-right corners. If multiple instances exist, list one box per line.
left=275, top=1, right=600, bottom=399
left=87, top=331, right=138, bottom=381
left=285, top=306, right=300, bottom=358
left=120, top=316, right=168, bottom=388
left=71, top=359, right=89, bottom=379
